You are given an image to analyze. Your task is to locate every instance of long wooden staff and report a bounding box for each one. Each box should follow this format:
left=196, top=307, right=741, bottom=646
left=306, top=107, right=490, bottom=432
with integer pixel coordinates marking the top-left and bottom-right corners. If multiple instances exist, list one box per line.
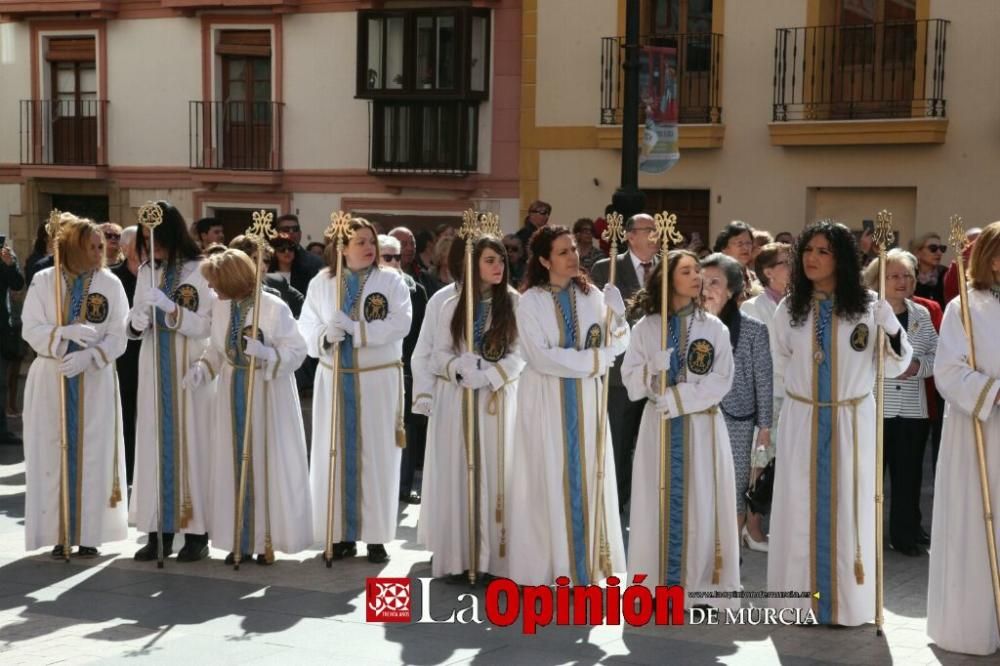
left=590, top=212, right=625, bottom=582
left=322, top=211, right=354, bottom=568
left=651, top=211, right=683, bottom=585
left=458, top=209, right=480, bottom=585
left=137, top=202, right=166, bottom=568
left=232, top=210, right=277, bottom=570
left=45, top=210, right=71, bottom=562
left=948, top=215, right=1000, bottom=634
left=872, top=209, right=894, bottom=636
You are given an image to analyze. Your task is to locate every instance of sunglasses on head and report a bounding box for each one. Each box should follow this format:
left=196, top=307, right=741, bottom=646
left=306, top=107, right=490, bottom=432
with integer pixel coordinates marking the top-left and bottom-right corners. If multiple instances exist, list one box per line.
left=104, top=233, right=121, bottom=241
left=278, top=225, right=300, bottom=233
left=274, top=245, right=295, bottom=253
left=530, top=208, right=550, bottom=215
left=925, top=244, right=946, bottom=253
left=382, top=253, right=402, bottom=262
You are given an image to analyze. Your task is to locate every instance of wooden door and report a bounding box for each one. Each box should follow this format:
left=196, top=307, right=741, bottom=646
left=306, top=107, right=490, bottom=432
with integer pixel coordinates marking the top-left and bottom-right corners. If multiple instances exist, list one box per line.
left=642, top=188, right=710, bottom=249
left=51, top=60, right=98, bottom=164
left=222, top=55, right=272, bottom=169
left=646, top=0, right=715, bottom=123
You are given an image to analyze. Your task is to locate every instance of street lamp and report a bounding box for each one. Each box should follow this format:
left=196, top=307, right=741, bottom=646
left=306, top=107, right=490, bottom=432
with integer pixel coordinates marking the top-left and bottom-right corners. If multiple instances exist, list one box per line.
left=612, top=0, right=645, bottom=220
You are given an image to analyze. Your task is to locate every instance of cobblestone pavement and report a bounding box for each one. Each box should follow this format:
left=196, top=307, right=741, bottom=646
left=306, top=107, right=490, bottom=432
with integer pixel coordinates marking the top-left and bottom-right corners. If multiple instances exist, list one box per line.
left=0, top=433, right=995, bottom=665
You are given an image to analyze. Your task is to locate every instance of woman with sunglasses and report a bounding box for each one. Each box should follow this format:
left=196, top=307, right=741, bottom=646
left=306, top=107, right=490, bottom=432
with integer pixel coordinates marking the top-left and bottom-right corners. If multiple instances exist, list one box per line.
left=300, top=217, right=413, bottom=564
left=507, top=225, right=629, bottom=585
left=422, top=235, right=523, bottom=581
left=767, top=221, right=912, bottom=627
left=623, top=251, right=740, bottom=606
left=910, top=233, right=949, bottom=312
left=927, top=221, right=1000, bottom=656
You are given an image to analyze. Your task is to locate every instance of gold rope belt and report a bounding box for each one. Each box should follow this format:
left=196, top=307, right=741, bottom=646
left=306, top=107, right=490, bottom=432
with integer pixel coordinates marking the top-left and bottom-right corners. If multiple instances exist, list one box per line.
left=319, top=358, right=406, bottom=448
left=786, top=390, right=869, bottom=585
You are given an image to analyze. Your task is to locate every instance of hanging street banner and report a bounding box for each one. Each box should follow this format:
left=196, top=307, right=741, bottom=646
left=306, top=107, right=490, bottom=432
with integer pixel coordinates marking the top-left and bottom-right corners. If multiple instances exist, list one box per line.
left=639, top=45, right=680, bottom=174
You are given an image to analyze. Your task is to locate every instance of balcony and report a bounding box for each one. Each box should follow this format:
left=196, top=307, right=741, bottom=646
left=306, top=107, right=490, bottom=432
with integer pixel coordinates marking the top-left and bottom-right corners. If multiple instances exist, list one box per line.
left=770, top=19, right=950, bottom=146
left=20, top=99, right=108, bottom=170
left=189, top=101, right=283, bottom=179
left=158, top=0, right=298, bottom=11
left=0, top=0, right=119, bottom=20
left=368, top=100, right=478, bottom=177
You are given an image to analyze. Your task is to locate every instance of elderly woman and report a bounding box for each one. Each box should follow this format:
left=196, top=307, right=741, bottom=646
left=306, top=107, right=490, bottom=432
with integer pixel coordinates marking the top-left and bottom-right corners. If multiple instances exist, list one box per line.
left=910, top=232, right=949, bottom=312
left=862, top=249, right=937, bottom=557
left=713, top=221, right=762, bottom=302
left=701, top=253, right=773, bottom=552
left=573, top=218, right=606, bottom=274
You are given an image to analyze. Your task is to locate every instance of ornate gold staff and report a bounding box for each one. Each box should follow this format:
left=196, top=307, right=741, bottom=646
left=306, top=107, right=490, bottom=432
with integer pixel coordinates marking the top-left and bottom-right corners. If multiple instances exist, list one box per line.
left=137, top=201, right=166, bottom=569
left=45, top=210, right=71, bottom=562
left=590, top=212, right=625, bottom=582
left=459, top=208, right=481, bottom=585
left=650, top=211, right=683, bottom=585
left=232, top=210, right=277, bottom=570
left=949, top=215, right=1000, bottom=633
left=322, top=211, right=355, bottom=568
left=872, top=209, right=894, bottom=636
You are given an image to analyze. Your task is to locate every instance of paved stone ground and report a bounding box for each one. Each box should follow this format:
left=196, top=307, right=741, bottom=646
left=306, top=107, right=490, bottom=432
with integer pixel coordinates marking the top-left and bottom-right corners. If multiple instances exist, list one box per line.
left=0, top=418, right=995, bottom=665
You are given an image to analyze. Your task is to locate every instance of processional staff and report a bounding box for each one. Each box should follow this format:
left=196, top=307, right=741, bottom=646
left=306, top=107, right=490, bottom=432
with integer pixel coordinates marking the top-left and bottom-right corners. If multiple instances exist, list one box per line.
left=45, top=209, right=71, bottom=563
left=458, top=208, right=482, bottom=585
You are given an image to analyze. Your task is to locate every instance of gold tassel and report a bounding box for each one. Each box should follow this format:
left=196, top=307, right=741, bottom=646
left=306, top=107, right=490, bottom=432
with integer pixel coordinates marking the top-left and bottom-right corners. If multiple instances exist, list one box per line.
left=499, top=528, right=506, bottom=558
left=109, top=482, right=122, bottom=508
left=712, top=539, right=723, bottom=585
left=179, top=500, right=192, bottom=529
left=854, top=554, right=865, bottom=585
left=396, top=426, right=406, bottom=448
left=395, top=366, right=406, bottom=447
left=265, top=538, right=275, bottom=564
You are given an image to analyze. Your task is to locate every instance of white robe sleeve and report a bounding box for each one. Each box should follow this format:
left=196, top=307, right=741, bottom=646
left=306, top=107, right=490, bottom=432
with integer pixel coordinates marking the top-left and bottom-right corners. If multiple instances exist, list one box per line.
left=771, top=300, right=793, bottom=400
left=91, top=276, right=129, bottom=369
left=354, top=272, right=412, bottom=348
left=934, top=300, right=1000, bottom=422
left=410, top=299, right=439, bottom=404
left=661, top=324, right=735, bottom=417
left=622, top=318, right=655, bottom=402
left=22, top=272, right=65, bottom=358
left=263, top=298, right=307, bottom=382
left=299, top=274, right=334, bottom=360
left=515, top=293, right=602, bottom=379
left=485, top=339, right=526, bottom=391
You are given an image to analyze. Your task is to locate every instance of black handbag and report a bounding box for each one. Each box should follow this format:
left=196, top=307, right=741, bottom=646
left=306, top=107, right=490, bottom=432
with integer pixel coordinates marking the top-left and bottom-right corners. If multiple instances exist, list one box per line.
left=744, top=458, right=775, bottom=516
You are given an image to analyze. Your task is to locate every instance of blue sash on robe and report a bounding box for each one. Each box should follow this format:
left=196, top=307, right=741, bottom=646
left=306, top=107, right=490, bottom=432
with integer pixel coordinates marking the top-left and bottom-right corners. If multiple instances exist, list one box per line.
left=664, top=312, right=687, bottom=586
left=155, top=264, right=179, bottom=533
left=340, top=268, right=371, bottom=542
left=63, top=274, right=87, bottom=543
left=229, top=299, right=254, bottom=554
left=814, top=299, right=835, bottom=624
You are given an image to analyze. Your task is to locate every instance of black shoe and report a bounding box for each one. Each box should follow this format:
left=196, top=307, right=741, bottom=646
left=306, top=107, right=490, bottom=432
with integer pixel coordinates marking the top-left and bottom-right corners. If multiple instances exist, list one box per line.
left=0, top=432, right=22, bottom=446
left=176, top=539, right=209, bottom=562
left=917, top=528, right=931, bottom=545
left=332, top=541, right=357, bottom=560
left=403, top=491, right=421, bottom=505
left=134, top=533, right=173, bottom=561
left=255, top=554, right=273, bottom=566
left=890, top=543, right=922, bottom=557
left=50, top=544, right=69, bottom=558
left=225, top=551, right=254, bottom=565
left=76, top=546, right=99, bottom=558
left=367, top=544, right=389, bottom=564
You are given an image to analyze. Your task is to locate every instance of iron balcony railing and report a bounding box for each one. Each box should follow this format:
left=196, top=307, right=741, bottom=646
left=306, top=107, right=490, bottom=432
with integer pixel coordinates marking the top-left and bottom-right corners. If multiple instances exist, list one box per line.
left=368, top=100, right=478, bottom=176
left=773, top=19, right=948, bottom=121
left=600, top=33, right=723, bottom=126
left=189, top=100, right=284, bottom=171
left=19, top=99, right=108, bottom=166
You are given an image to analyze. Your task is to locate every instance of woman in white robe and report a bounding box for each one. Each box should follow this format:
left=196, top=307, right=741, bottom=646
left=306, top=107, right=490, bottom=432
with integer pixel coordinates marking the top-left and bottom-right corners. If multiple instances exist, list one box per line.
left=423, top=236, right=524, bottom=579
left=927, top=221, right=1000, bottom=656
left=624, top=251, right=739, bottom=606
left=767, top=222, right=911, bottom=626
left=187, top=249, right=312, bottom=564
left=127, top=201, right=217, bottom=562
left=300, top=217, right=412, bottom=564
left=507, top=225, right=629, bottom=585
left=22, top=215, right=129, bottom=556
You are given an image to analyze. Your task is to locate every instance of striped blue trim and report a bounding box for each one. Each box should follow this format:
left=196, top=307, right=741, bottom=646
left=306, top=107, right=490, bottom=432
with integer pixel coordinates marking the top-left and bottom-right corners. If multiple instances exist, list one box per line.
left=64, top=275, right=86, bottom=541
left=815, top=299, right=834, bottom=624
left=340, top=269, right=365, bottom=542
left=665, top=314, right=685, bottom=586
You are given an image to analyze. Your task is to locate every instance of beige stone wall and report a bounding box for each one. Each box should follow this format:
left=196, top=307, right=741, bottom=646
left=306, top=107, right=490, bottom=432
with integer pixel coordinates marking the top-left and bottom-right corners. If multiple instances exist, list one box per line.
left=532, top=0, right=1000, bottom=258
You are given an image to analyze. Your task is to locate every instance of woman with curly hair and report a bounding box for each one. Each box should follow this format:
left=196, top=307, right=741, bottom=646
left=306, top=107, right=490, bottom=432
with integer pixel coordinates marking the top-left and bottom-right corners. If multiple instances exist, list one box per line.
left=767, top=221, right=912, bottom=626
left=507, top=225, right=629, bottom=585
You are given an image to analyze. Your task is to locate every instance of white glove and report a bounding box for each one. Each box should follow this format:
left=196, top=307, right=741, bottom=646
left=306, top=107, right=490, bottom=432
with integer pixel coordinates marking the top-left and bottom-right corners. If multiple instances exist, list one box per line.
left=325, top=325, right=346, bottom=345
left=653, top=392, right=673, bottom=417
left=130, top=307, right=151, bottom=334
left=456, top=352, right=481, bottom=379
left=412, top=397, right=433, bottom=417
left=149, top=289, right=177, bottom=315
left=182, top=363, right=207, bottom=390
left=597, top=347, right=618, bottom=374
left=459, top=368, right=491, bottom=390
left=331, top=310, right=355, bottom=336
left=59, top=349, right=94, bottom=378
left=874, top=299, right=901, bottom=336
left=603, top=284, right=626, bottom=318
left=59, top=323, right=98, bottom=348
left=649, top=349, right=675, bottom=373
left=243, top=336, right=277, bottom=363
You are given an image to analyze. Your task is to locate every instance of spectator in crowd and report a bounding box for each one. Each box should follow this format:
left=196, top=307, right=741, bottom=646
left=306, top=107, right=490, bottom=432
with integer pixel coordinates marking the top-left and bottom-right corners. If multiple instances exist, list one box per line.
left=0, top=237, right=24, bottom=445
left=503, top=234, right=526, bottom=288
left=910, top=232, right=949, bottom=312
left=25, top=221, right=52, bottom=289
left=515, top=199, right=551, bottom=250
left=194, top=217, right=225, bottom=249
left=592, top=204, right=615, bottom=255
left=274, top=214, right=324, bottom=297
left=390, top=226, right=439, bottom=296
left=751, top=229, right=773, bottom=264
left=227, top=234, right=304, bottom=319
left=203, top=243, right=227, bottom=256
left=714, top=220, right=762, bottom=302
left=112, top=226, right=141, bottom=483
left=574, top=217, right=606, bottom=274
left=415, top=230, right=436, bottom=273
left=101, top=222, right=124, bottom=266
left=306, top=241, right=326, bottom=258
left=774, top=231, right=795, bottom=245
left=429, top=235, right=455, bottom=287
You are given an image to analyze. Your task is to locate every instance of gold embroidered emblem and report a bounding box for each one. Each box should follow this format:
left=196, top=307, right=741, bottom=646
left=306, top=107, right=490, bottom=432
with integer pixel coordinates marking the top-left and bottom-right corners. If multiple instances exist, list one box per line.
left=851, top=323, right=869, bottom=352
left=174, top=283, right=199, bottom=312
left=687, top=339, right=715, bottom=375
left=584, top=323, right=602, bottom=349
left=85, top=293, right=108, bottom=324
left=364, top=292, right=388, bottom=322
left=481, top=339, right=506, bottom=363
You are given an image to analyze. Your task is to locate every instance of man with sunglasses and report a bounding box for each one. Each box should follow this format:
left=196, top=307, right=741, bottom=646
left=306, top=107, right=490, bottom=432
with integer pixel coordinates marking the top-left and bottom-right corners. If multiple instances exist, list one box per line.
left=515, top=199, right=552, bottom=250
left=101, top=222, right=124, bottom=267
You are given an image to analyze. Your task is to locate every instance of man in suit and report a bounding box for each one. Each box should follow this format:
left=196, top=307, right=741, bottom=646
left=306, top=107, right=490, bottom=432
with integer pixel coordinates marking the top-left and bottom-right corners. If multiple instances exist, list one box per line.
left=0, top=242, right=24, bottom=445
left=589, top=213, right=659, bottom=514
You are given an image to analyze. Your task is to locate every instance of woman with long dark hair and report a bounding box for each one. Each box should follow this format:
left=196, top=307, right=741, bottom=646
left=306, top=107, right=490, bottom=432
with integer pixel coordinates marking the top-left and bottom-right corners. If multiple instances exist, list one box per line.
left=128, top=201, right=215, bottom=563
left=767, top=221, right=912, bottom=626
left=420, top=235, right=524, bottom=580
left=299, top=217, right=413, bottom=564
left=507, top=225, right=629, bottom=585
left=927, top=221, right=1000, bottom=656
left=623, top=250, right=739, bottom=606
left=701, top=253, right=773, bottom=553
